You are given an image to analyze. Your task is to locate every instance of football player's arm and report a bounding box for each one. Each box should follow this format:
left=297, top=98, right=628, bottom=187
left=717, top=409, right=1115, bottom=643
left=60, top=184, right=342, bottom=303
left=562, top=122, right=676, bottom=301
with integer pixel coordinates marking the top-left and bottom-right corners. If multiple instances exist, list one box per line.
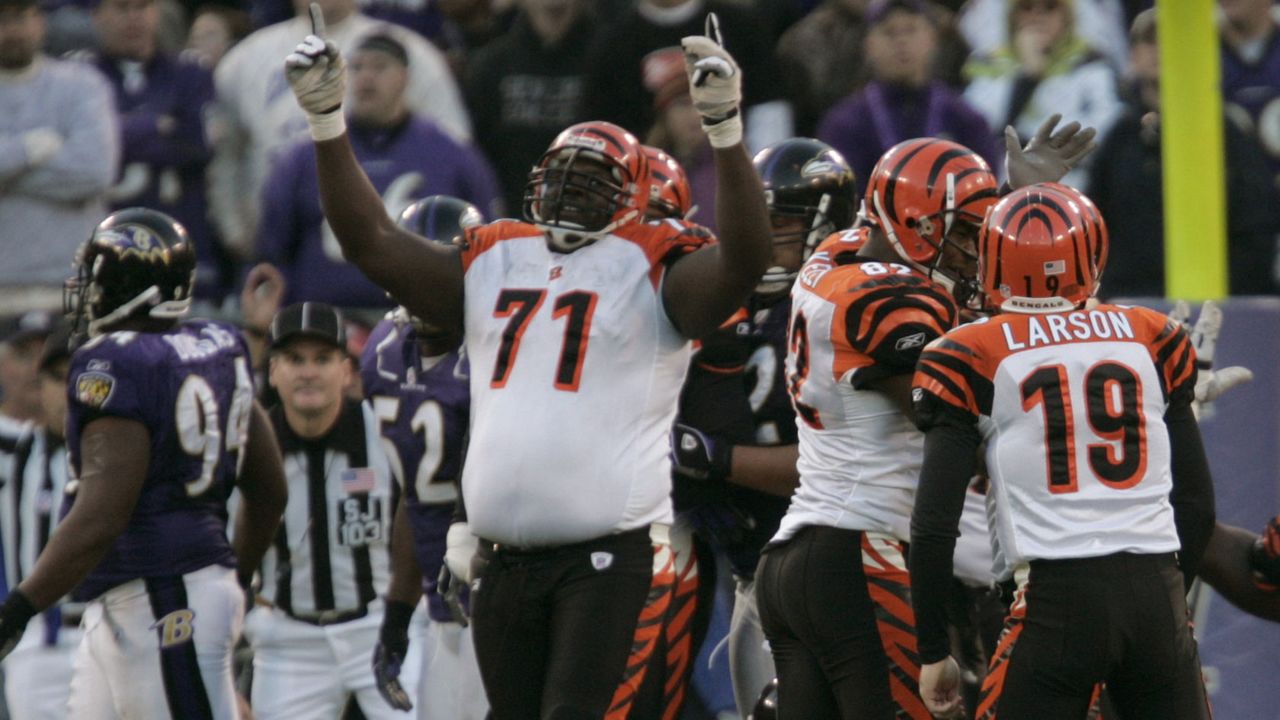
left=232, top=403, right=287, bottom=586
left=727, top=444, right=799, bottom=497
left=909, top=416, right=982, bottom=665
left=287, top=7, right=464, bottom=335
left=15, top=418, right=150, bottom=609
left=1200, top=522, right=1280, bottom=622
left=1166, top=401, right=1216, bottom=590
left=662, top=143, right=772, bottom=339
left=385, top=500, right=424, bottom=607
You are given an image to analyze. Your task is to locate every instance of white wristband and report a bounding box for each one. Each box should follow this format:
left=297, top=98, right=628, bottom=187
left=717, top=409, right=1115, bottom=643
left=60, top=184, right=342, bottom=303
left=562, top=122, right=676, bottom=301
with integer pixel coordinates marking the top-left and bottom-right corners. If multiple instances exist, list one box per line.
left=307, top=109, right=346, bottom=142
left=702, top=114, right=743, bottom=149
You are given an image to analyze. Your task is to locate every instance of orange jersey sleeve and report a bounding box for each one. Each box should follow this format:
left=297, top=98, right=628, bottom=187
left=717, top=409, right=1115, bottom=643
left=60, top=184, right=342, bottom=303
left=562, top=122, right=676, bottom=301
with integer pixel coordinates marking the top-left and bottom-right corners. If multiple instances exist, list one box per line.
left=1130, top=305, right=1198, bottom=407
left=832, top=266, right=959, bottom=388
left=912, top=329, right=994, bottom=429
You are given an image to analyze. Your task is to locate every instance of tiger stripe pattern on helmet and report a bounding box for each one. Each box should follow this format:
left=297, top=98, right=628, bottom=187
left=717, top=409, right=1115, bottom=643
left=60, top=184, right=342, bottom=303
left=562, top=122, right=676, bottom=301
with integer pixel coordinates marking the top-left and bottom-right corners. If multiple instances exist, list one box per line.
left=865, top=138, right=998, bottom=267
left=978, top=183, right=1107, bottom=313
left=641, top=145, right=693, bottom=221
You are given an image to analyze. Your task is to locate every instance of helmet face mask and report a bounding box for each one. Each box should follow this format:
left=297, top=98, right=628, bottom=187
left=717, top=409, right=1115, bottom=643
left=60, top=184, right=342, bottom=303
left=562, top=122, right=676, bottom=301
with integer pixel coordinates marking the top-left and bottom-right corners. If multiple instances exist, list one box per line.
left=64, top=208, right=196, bottom=338
left=865, top=138, right=998, bottom=303
left=752, top=138, right=856, bottom=295
left=523, top=122, right=650, bottom=252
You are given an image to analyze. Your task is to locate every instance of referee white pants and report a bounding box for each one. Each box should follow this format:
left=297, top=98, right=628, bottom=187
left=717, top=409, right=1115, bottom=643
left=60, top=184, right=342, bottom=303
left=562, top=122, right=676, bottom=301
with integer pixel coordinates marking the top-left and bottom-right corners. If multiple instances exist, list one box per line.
left=418, top=618, right=487, bottom=720
left=244, top=601, right=422, bottom=720
left=67, top=564, right=244, bottom=720
left=3, top=619, right=81, bottom=719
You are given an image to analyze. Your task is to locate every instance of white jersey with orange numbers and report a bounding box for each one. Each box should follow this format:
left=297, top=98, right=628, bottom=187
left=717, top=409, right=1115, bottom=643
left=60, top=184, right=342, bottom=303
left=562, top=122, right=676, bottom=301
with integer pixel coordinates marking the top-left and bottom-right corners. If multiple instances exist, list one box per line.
left=913, top=304, right=1197, bottom=569
left=773, top=251, right=958, bottom=544
left=460, top=219, right=713, bottom=547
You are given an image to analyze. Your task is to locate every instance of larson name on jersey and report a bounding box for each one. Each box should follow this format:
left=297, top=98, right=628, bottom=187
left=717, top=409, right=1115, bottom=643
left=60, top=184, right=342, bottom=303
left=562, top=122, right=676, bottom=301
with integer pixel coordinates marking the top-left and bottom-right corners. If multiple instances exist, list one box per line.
left=997, top=308, right=1136, bottom=351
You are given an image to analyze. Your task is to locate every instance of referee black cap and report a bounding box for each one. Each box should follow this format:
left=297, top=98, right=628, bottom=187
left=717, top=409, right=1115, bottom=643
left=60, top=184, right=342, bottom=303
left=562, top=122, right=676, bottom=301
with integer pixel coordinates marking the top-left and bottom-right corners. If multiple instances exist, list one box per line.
left=269, top=302, right=347, bottom=352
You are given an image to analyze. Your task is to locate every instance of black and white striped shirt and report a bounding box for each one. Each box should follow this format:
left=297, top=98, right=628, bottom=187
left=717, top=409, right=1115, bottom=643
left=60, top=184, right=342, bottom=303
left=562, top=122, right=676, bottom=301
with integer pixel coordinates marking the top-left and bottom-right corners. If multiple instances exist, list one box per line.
left=261, top=399, right=393, bottom=621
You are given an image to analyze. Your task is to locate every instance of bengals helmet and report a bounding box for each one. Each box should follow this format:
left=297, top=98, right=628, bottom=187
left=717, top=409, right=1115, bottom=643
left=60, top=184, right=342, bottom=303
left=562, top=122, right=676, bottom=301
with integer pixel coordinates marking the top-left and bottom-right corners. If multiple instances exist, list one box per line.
left=65, top=207, right=196, bottom=338
left=523, top=121, right=651, bottom=253
left=396, top=195, right=485, bottom=337
left=752, top=138, right=856, bottom=295
left=641, top=145, right=694, bottom=220
left=1039, top=181, right=1108, bottom=295
left=864, top=138, right=998, bottom=304
left=978, top=183, right=1109, bottom=314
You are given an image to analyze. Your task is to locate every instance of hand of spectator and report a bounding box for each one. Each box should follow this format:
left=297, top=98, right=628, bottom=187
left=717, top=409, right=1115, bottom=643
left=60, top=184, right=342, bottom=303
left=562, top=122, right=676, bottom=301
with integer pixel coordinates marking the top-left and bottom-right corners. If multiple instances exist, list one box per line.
left=1004, top=114, right=1096, bottom=188
left=240, top=263, right=287, bottom=336
left=285, top=4, right=347, bottom=139
left=21, top=127, right=64, bottom=168
left=681, top=13, right=743, bottom=148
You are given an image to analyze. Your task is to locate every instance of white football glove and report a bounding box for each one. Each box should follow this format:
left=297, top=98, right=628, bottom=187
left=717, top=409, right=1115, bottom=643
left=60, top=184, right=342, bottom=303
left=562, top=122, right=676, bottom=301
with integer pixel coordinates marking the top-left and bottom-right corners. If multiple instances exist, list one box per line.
left=681, top=13, right=742, bottom=148
left=445, top=521, right=479, bottom=584
left=1004, top=113, right=1097, bottom=189
left=1168, top=300, right=1254, bottom=419
left=284, top=4, right=347, bottom=141
left=21, top=127, right=63, bottom=167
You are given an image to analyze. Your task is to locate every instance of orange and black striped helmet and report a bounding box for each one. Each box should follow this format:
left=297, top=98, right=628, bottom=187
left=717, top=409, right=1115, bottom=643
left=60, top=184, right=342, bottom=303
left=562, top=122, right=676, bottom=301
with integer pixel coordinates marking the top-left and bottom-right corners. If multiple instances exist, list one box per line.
left=978, top=183, right=1109, bottom=313
left=524, top=121, right=651, bottom=252
left=641, top=145, right=694, bottom=221
left=864, top=138, right=997, bottom=296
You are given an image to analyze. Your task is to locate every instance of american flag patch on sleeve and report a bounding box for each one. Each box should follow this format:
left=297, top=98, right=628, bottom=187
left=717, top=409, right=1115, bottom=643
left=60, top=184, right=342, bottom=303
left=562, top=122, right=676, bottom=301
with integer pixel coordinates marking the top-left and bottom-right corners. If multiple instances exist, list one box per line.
left=342, top=468, right=377, bottom=494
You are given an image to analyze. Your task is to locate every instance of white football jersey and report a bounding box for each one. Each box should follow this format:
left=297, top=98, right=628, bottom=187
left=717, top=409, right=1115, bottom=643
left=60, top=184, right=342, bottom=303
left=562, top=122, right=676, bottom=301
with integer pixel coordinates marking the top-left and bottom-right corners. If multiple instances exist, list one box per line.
left=460, top=219, right=712, bottom=547
left=774, top=248, right=959, bottom=544
left=914, top=304, right=1195, bottom=569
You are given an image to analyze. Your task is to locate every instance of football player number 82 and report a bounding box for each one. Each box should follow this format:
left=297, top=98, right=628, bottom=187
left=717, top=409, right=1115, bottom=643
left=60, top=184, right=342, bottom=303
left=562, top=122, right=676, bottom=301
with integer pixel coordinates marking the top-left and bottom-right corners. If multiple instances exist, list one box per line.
left=1020, top=361, right=1147, bottom=494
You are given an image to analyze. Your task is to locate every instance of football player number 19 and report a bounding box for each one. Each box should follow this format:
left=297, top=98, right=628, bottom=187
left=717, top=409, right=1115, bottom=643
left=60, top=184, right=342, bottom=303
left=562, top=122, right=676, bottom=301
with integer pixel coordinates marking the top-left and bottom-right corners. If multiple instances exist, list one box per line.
left=490, top=289, right=599, bottom=392
left=176, top=357, right=255, bottom=497
left=1019, top=361, right=1147, bottom=494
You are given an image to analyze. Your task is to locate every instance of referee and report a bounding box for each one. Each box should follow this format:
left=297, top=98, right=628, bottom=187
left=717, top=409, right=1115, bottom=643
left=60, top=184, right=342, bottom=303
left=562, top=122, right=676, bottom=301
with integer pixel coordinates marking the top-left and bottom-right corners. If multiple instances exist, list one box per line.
left=0, top=321, right=80, bottom=719
left=246, top=301, right=420, bottom=719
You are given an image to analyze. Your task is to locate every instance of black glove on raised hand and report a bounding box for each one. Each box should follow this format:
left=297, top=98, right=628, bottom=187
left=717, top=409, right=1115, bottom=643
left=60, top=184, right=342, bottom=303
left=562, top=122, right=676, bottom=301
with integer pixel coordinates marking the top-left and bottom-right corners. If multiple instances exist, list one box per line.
left=670, top=423, right=733, bottom=482
left=372, top=599, right=415, bottom=710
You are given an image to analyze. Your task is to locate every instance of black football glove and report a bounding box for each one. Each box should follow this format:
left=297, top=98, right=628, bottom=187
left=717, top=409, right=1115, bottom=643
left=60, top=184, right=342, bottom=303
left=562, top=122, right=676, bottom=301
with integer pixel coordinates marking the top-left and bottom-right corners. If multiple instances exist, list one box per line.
left=437, top=563, right=469, bottom=627
left=1249, top=516, right=1280, bottom=590
left=371, top=599, right=415, bottom=710
left=0, top=589, right=38, bottom=663
left=670, top=423, right=733, bottom=482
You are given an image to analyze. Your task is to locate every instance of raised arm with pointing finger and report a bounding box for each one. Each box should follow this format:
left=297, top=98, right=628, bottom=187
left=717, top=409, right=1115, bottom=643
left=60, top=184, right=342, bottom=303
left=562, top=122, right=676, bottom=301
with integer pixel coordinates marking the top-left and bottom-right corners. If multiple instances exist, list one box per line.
left=283, top=4, right=770, bottom=340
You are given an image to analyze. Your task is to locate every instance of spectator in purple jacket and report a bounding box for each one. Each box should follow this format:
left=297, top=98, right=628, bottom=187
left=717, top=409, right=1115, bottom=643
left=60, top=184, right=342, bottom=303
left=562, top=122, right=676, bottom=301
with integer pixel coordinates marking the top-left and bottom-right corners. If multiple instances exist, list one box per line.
left=257, top=32, right=502, bottom=311
left=87, top=0, right=231, bottom=301
left=817, top=0, right=997, bottom=198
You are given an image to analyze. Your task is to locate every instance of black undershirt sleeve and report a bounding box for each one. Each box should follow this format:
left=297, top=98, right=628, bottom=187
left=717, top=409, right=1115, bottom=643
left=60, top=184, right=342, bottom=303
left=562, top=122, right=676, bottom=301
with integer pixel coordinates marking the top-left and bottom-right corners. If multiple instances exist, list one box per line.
left=1165, top=401, right=1216, bottom=591
left=909, top=420, right=983, bottom=664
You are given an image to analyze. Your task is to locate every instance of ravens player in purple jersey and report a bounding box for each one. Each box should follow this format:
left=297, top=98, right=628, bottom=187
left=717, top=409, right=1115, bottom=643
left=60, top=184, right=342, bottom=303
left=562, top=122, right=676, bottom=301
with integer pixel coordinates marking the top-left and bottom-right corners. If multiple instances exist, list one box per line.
left=670, top=138, right=856, bottom=716
left=0, top=208, right=287, bottom=719
left=365, top=195, right=485, bottom=718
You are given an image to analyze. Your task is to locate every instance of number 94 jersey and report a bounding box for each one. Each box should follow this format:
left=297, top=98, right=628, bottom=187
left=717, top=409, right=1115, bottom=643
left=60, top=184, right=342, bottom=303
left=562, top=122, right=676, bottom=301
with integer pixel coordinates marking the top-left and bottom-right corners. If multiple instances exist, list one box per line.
left=913, top=303, right=1197, bottom=569
left=66, top=320, right=253, bottom=600
left=776, top=253, right=958, bottom=544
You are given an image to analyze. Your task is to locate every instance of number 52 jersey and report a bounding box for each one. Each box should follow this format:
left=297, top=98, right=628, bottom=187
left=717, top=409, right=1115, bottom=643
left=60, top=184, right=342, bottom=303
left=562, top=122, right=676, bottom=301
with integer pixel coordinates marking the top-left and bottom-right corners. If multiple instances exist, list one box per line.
left=913, top=303, right=1197, bottom=570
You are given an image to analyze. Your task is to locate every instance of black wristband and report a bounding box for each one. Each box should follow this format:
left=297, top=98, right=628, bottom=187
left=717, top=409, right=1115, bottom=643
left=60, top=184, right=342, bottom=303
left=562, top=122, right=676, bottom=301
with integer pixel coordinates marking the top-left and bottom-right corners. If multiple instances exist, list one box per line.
left=702, top=107, right=740, bottom=126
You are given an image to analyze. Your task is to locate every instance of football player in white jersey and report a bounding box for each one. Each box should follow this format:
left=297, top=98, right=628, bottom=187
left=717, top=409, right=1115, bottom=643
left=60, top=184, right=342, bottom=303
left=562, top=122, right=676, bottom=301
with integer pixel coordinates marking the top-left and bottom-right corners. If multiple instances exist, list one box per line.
left=283, top=7, right=772, bottom=716
left=910, top=184, right=1215, bottom=719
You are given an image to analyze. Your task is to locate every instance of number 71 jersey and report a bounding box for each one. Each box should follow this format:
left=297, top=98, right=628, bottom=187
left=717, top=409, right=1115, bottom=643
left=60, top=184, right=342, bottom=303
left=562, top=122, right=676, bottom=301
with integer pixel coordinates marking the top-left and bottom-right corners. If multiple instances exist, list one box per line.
left=913, top=303, right=1197, bottom=567
left=459, top=219, right=711, bottom=547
